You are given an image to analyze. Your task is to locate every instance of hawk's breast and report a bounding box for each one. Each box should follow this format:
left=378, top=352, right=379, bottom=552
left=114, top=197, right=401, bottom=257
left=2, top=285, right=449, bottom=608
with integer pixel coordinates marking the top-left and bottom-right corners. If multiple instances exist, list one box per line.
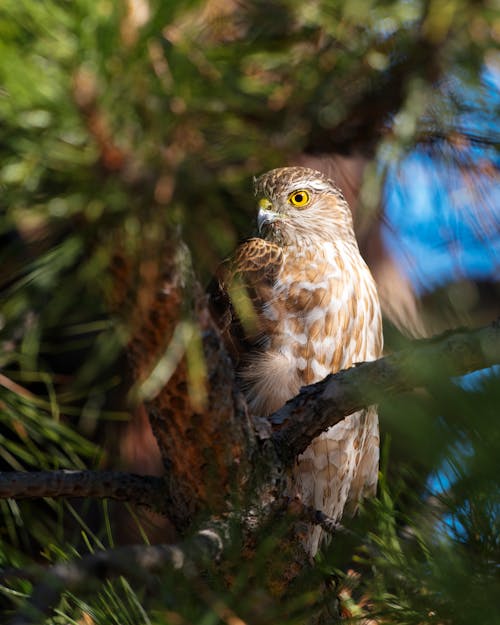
left=264, top=241, right=380, bottom=377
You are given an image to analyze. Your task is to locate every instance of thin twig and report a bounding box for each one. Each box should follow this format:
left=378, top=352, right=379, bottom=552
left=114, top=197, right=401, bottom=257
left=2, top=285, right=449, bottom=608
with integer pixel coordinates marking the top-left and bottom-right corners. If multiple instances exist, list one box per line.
left=285, top=497, right=341, bottom=536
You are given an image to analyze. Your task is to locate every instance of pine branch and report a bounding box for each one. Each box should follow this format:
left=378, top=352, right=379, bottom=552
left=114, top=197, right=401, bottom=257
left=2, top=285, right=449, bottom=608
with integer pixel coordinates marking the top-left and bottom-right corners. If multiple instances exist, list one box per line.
left=5, top=527, right=226, bottom=625
left=271, top=319, right=500, bottom=465
left=0, top=470, right=170, bottom=515
left=3, top=503, right=338, bottom=625
left=1, top=321, right=498, bottom=514
left=1, top=321, right=498, bottom=622
left=3, top=498, right=352, bottom=625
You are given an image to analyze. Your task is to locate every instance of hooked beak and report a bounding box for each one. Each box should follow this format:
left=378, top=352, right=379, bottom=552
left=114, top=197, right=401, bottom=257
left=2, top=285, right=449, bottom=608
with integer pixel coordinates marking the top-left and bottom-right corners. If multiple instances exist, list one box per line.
left=257, top=198, right=279, bottom=233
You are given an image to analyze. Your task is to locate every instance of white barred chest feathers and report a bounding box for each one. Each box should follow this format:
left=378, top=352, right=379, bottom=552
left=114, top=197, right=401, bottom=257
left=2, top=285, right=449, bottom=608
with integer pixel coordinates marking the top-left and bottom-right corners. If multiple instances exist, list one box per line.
left=241, top=237, right=382, bottom=417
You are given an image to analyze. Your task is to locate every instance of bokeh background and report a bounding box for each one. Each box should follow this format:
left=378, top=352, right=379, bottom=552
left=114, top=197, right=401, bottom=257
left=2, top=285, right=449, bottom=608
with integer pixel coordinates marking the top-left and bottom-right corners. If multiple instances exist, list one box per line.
left=1, top=1, right=499, bottom=623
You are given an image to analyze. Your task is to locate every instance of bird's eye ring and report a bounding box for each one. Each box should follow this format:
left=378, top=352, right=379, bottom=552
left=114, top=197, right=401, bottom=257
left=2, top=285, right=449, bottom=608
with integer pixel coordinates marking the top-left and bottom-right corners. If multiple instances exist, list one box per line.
left=288, top=189, right=310, bottom=208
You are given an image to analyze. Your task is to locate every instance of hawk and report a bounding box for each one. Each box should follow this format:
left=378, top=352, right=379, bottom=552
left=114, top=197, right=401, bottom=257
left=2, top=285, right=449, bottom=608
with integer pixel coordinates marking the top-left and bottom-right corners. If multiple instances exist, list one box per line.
left=212, top=166, right=383, bottom=557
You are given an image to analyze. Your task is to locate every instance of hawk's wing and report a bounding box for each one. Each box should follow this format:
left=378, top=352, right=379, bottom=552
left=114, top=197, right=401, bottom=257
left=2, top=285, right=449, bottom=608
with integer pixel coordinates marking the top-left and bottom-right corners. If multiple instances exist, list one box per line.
left=209, top=237, right=283, bottom=362
left=295, top=405, right=379, bottom=557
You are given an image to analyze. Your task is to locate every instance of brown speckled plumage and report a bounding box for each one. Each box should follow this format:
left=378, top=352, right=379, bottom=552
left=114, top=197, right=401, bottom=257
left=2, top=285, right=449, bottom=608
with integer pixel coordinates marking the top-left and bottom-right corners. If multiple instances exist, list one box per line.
left=213, top=166, right=383, bottom=556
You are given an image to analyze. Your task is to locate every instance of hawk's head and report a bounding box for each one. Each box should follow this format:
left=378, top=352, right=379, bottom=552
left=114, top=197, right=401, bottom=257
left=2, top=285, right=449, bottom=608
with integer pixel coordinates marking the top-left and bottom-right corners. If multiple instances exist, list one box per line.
left=253, top=166, right=355, bottom=246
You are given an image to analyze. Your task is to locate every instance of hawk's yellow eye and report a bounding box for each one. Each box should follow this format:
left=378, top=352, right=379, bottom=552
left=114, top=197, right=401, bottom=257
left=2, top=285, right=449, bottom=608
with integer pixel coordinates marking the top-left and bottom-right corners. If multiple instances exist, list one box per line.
left=288, top=189, right=310, bottom=208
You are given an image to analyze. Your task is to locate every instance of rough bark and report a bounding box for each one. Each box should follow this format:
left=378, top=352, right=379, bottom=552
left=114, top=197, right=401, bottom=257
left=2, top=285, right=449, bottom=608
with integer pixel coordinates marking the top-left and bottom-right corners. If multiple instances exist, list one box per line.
left=110, top=232, right=254, bottom=530
left=0, top=470, right=169, bottom=514
left=2, top=320, right=498, bottom=518
left=271, top=319, right=500, bottom=464
left=1, top=319, right=499, bottom=624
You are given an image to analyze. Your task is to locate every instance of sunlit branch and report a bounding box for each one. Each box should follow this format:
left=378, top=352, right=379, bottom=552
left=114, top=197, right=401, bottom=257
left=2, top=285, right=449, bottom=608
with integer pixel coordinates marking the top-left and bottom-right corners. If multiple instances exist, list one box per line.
left=272, top=319, right=500, bottom=465
left=1, top=321, right=499, bottom=623
left=2, top=321, right=499, bottom=514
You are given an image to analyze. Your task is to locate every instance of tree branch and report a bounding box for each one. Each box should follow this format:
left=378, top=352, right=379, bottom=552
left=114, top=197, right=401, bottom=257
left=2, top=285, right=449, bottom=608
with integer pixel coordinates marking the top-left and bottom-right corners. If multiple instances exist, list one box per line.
left=0, top=470, right=170, bottom=515
left=4, top=527, right=226, bottom=625
left=271, top=320, right=500, bottom=465
left=1, top=321, right=499, bottom=623
left=1, top=321, right=499, bottom=515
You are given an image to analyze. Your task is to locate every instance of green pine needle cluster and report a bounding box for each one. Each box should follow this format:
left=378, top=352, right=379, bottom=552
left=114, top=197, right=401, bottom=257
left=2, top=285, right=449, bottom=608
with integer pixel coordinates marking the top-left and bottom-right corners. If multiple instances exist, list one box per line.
left=1, top=0, right=499, bottom=623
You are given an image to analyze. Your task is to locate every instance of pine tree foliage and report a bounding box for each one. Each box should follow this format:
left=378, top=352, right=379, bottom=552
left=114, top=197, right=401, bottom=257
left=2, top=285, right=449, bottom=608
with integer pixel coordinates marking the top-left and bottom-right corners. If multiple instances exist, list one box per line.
left=0, top=1, right=499, bottom=623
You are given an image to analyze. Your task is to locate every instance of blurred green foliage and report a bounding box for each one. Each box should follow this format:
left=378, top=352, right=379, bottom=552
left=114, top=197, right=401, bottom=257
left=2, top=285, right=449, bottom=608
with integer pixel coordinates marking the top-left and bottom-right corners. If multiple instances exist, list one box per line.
left=0, top=0, right=499, bottom=623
